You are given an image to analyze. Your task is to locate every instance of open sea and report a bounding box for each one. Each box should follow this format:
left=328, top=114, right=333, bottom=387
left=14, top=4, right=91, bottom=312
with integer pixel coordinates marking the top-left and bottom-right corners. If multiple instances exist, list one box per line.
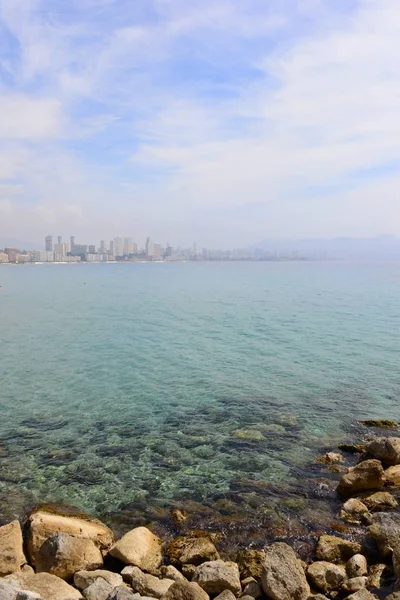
left=0, top=261, right=399, bottom=541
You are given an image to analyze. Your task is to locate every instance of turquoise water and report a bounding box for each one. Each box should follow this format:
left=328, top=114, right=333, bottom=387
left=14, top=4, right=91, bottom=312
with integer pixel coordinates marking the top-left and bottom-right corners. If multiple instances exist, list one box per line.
left=0, top=261, right=399, bottom=534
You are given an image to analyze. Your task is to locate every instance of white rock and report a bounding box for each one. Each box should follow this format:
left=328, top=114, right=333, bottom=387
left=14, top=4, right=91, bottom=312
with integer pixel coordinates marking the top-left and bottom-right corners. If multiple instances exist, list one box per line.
left=83, top=578, right=114, bottom=600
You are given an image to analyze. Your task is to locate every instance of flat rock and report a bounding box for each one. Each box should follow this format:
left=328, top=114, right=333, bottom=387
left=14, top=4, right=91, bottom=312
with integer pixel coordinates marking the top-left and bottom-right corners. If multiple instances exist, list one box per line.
left=5, top=571, right=82, bottom=600
left=128, top=565, right=174, bottom=598
left=346, top=555, right=367, bottom=578
left=307, top=561, right=347, bottom=592
left=167, top=537, right=219, bottom=566
left=193, top=560, right=241, bottom=596
left=161, top=580, right=209, bottom=600
left=26, top=507, right=113, bottom=565
left=0, top=520, right=26, bottom=576
left=83, top=578, right=114, bottom=600
left=366, top=437, right=400, bottom=465
left=74, top=570, right=123, bottom=590
left=109, top=527, right=162, bottom=571
left=385, top=465, right=400, bottom=486
left=363, top=491, right=398, bottom=511
left=337, top=460, right=385, bottom=497
left=261, top=542, right=310, bottom=600
left=36, top=533, right=103, bottom=579
left=316, top=536, right=361, bottom=564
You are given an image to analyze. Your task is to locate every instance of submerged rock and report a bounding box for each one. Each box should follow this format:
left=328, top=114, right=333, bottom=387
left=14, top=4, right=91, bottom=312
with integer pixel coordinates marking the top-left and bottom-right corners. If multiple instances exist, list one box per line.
left=0, top=520, right=26, bottom=576
left=337, top=460, right=385, bottom=496
left=109, top=527, right=162, bottom=571
left=307, top=561, right=347, bottom=592
left=261, top=542, right=310, bottom=600
left=317, top=452, right=344, bottom=465
left=315, top=536, right=361, bottom=564
left=192, top=560, right=241, bottom=596
left=35, top=533, right=103, bottom=580
left=360, top=420, right=399, bottom=430
left=366, top=437, right=400, bottom=465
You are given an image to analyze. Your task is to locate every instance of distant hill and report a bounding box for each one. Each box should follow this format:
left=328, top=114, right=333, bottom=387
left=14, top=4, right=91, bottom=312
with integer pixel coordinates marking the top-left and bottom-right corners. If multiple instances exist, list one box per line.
left=251, top=236, right=400, bottom=261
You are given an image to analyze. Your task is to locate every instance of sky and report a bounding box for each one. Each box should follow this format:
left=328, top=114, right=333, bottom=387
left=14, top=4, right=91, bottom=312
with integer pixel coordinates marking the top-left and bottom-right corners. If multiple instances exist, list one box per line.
left=0, top=0, right=399, bottom=248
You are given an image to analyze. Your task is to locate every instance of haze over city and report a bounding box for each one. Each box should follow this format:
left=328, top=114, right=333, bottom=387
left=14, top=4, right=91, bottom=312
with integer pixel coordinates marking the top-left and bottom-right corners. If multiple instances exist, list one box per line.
left=1, top=0, right=400, bottom=247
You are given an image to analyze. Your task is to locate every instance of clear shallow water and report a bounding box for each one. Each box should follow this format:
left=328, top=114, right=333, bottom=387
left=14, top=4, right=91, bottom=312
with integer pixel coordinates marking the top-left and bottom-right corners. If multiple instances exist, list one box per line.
left=0, top=261, right=399, bottom=534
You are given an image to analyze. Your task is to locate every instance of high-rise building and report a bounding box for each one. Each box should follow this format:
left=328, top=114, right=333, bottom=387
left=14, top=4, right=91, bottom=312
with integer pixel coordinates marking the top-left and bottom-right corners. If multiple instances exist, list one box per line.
left=109, top=241, right=114, bottom=255
left=123, top=237, right=135, bottom=255
left=70, top=236, right=75, bottom=250
left=145, top=237, right=154, bottom=257
left=45, top=235, right=53, bottom=252
left=57, top=236, right=62, bottom=244
left=114, top=237, right=124, bottom=257
left=89, top=245, right=96, bottom=254
left=99, top=240, right=105, bottom=254
left=54, top=243, right=68, bottom=257
left=153, top=243, right=162, bottom=259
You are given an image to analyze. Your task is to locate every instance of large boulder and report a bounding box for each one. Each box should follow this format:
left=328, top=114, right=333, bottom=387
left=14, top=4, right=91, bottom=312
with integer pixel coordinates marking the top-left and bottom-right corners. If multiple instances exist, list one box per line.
left=74, top=570, right=123, bottom=590
left=35, top=533, right=103, bottom=579
left=193, top=560, right=241, bottom=596
left=337, top=460, right=385, bottom=496
left=385, top=465, right=400, bottom=486
left=368, top=512, right=400, bottom=557
left=340, top=499, right=370, bottom=524
left=109, top=527, right=162, bottom=571
left=161, top=580, right=209, bottom=600
left=261, top=542, right=310, bottom=600
left=0, top=521, right=26, bottom=576
left=236, top=550, right=266, bottom=579
left=124, top=565, right=174, bottom=598
left=307, top=561, right=347, bottom=592
left=346, top=555, right=368, bottom=578
left=315, top=536, right=361, bottom=564
left=366, top=437, right=400, bottom=465
left=5, top=571, right=82, bottom=600
left=167, top=537, right=220, bottom=566
left=362, top=491, right=398, bottom=511
left=26, top=507, right=113, bottom=565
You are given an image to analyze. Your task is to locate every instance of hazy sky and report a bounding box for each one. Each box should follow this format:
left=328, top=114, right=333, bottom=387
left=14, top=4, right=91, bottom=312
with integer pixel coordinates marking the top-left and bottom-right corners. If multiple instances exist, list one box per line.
left=0, top=0, right=399, bottom=247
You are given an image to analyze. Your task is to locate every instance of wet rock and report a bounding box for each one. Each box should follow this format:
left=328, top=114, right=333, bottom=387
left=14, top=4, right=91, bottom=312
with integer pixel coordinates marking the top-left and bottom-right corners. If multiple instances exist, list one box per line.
left=236, top=550, right=265, bottom=579
left=214, top=591, right=236, bottom=600
left=316, top=536, right=361, bottom=564
left=125, top=565, right=174, bottom=598
left=109, top=527, right=162, bottom=571
left=261, top=542, right=310, bottom=600
left=368, top=512, right=400, bottom=557
left=344, top=590, right=377, bottom=600
left=168, top=537, right=219, bottom=566
left=0, top=520, right=26, bottom=576
left=161, top=566, right=186, bottom=582
left=307, top=562, right=347, bottom=592
left=362, top=492, right=398, bottom=511
left=160, top=580, right=209, bottom=600
left=360, top=420, right=399, bottom=430
left=367, top=563, right=387, bottom=589
left=342, top=577, right=368, bottom=593
left=83, top=578, right=113, bottom=600
left=317, top=453, right=344, bottom=465
left=26, top=506, right=113, bottom=565
left=107, top=587, right=139, bottom=600
left=74, top=570, right=123, bottom=590
left=338, top=444, right=365, bottom=454
left=36, top=533, right=103, bottom=579
left=241, top=577, right=261, bottom=598
left=366, top=438, right=400, bottom=466
left=385, top=465, right=400, bottom=486
left=193, top=560, right=241, bottom=596
left=171, top=510, right=188, bottom=525
left=340, top=499, right=370, bottom=524
left=5, top=571, right=82, bottom=600
left=337, top=460, right=385, bottom=497
left=346, top=555, right=368, bottom=578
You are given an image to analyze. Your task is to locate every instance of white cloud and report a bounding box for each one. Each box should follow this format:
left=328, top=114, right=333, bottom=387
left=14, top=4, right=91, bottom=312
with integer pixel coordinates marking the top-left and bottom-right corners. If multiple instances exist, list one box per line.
left=0, top=96, right=63, bottom=139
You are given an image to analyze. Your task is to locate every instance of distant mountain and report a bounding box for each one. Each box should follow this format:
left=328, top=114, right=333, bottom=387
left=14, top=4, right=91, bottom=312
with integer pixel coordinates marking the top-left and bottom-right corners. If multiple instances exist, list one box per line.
left=0, top=238, right=40, bottom=251
left=251, top=236, right=400, bottom=261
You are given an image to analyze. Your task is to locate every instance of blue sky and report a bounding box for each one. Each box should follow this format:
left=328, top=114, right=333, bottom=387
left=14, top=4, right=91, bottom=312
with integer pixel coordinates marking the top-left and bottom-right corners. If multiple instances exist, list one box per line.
left=0, top=0, right=399, bottom=247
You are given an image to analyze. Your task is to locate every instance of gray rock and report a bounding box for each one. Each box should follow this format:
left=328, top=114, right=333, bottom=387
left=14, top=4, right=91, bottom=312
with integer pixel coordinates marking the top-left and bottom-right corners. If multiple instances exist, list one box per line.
left=160, top=566, right=186, bottom=582
left=83, top=578, right=114, bottom=600
left=342, top=577, right=368, bottom=593
left=307, top=562, right=347, bottom=592
left=0, top=521, right=26, bottom=576
left=74, top=570, right=124, bottom=590
left=346, top=555, right=368, bottom=578
left=337, top=460, right=385, bottom=496
left=36, top=533, right=103, bottom=580
left=214, top=591, right=236, bottom=600
left=160, top=580, right=209, bottom=600
left=107, top=587, right=140, bottom=600
left=315, top=536, right=361, bottom=563
left=366, top=437, right=400, bottom=465
left=128, top=566, right=174, bottom=598
left=0, top=581, right=23, bottom=600
left=4, top=571, right=82, bottom=600
left=241, top=577, right=261, bottom=599
left=368, top=512, right=400, bottom=557
left=193, top=560, right=241, bottom=596
left=261, top=542, right=310, bottom=600
left=109, top=528, right=162, bottom=571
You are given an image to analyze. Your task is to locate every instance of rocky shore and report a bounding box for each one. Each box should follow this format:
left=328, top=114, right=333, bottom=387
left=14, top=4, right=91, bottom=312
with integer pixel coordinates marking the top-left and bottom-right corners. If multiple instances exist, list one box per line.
left=1, top=424, right=400, bottom=600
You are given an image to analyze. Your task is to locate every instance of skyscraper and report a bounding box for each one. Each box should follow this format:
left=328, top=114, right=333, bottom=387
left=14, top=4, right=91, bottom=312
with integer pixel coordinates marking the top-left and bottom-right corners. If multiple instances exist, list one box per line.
left=99, top=240, right=105, bottom=254
left=45, top=235, right=53, bottom=251
left=109, top=241, right=114, bottom=255
left=114, top=237, right=124, bottom=257
left=146, top=237, right=154, bottom=257
left=88, top=245, right=96, bottom=254
left=57, top=236, right=62, bottom=244
left=124, top=237, right=134, bottom=255
left=70, top=236, right=75, bottom=250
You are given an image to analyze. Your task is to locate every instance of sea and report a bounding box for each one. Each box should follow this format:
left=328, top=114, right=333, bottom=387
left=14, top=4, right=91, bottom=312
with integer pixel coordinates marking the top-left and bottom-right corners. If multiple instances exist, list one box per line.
left=0, top=261, right=399, bottom=540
